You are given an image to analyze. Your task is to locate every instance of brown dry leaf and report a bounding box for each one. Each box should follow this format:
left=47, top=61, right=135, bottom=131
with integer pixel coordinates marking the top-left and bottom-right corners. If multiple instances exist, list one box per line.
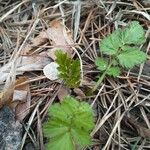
left=11, top=76, right=31, bottom=121
left=0, top=52, right=51, bottom=84
left=0, top=80, right=15, bottom=108
left=57, top=86, right=70, bottom=101
left=17, top=52, right=51, bottom=72
left=23, top=31, right=48, bottom=54
left=46, top=20, right=74, bottom=60
left=23, top=20, right=74, bottom=60
left=0, top=91, right=5, bottom=107
left=73, top=88, right=85, bottom=99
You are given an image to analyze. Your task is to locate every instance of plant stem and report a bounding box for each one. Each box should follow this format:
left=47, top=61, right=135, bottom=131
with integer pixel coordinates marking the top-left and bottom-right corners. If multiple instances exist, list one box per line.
left=92, top=69, right=107, bottom=92
left=93, top=62, right=113, bottom=92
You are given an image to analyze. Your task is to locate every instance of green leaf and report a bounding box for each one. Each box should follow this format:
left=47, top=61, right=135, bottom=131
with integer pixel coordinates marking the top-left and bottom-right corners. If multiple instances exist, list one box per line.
left=93, top=21, right=147, bottom=92
left=95, top=58, right=108, bottom=71
left=106, top=67, right=121, bottom=77
left=43, top=96, right=94, bottom=150
left=45, top=133, right=75, bottom=150
left=55, top=50, right=81, bottom=88
left=44, top=122, right=68, bottom=138
left=117, top=47, right=147, bottom=69
left=71, top=128, right=91, bottom=147
left=111, top=59, right=119, bottom=66
left=72, top=101, right=95, bottom=131
left=100, top=29, right=122, bottom=55
left=121, top=21, right=145, bottom=45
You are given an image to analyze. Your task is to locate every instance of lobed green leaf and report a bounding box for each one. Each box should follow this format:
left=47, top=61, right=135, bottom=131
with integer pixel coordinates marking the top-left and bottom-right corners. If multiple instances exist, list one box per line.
left=100, top=29, right=122, bottom=55
left=121, top=21, right=145, bottom=45
left=43, top=96, right=94, bottom=150
left=95, top=58, right=108, bottom=71
left=117, top=47, right=147, bottom=69
left=45, top=133, right=75, bottom=150
left=106, top=67, right=121, bottom=77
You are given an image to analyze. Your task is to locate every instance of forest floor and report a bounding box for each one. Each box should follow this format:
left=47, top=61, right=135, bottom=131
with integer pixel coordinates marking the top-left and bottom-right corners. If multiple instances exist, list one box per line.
left=0, top=0, right=150, bottom=150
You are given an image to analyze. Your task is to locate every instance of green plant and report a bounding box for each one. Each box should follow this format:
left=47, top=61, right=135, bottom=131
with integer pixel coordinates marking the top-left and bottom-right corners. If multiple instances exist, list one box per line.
left=43, top=96, right=94, bottom=150
left=94, top=21, right=147, bottom=91
left=55, top=50, right=81, bottom=88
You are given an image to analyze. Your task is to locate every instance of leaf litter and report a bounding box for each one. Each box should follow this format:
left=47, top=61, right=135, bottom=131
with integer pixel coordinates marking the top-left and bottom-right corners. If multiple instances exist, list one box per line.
left=0, top=0, right=150, bottom=150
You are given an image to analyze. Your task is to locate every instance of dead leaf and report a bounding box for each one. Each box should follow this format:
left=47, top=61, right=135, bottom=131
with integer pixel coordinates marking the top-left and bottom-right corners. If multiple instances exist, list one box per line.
left=22, top=20, right=74, bottom=60
left=23, top=31, right=48, bottom=54
left=73, top=88, right=85, bottom=99
left=46, top=20, right=74, bottom=60
left=0, top=52, right=51, bottom=84
left=0, top=80, right=15, bottom=108
left=57, top=86, right=70, bottom=101
left=17, top=52, right=51, bottom=72
left=43, top=62, right=59, bottom=80
left=13, top=90, right=27, bottom=101
left=10, top=77, right=31, bottom=121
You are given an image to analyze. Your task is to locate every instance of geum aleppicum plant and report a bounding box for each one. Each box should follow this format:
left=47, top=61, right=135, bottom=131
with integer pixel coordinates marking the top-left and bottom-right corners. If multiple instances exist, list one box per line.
left=93, top=21, right=147, bottom=91
left=43, top=96, right=94, bottom=150
left=43, top=51, right=94, bottom=150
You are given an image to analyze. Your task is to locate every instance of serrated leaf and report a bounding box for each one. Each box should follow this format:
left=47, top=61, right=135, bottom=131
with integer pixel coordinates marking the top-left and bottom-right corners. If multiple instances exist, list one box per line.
left=71, top=128, right=91, bottom=147
left=45, top=133, right=75, bottom=150
left=55, top=50, right=80, bottom=88
left=117, top=47, right=147, bottom=69
left=43, top=122, right=68, bottom=138
left=106, top=67, right=121, bottom=77
left=111, top=59, right=119, bottom=66
left=43, top=96, right=94, bottom=150
left=100, top=29, right=122, bottom=55
left=121, top=21, right=145, bottom=45
left=95, top=58, right=108, bottom=71
left=73, top=102, right=94, bottom=131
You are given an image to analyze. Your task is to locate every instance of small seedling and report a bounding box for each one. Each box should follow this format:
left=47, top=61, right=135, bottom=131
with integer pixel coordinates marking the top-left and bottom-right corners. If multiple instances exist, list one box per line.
left=43, top=96, right=94, bottom=150
left=93, top=21, right=147, bottom=91
left=55, top=50, right=81, bottom=88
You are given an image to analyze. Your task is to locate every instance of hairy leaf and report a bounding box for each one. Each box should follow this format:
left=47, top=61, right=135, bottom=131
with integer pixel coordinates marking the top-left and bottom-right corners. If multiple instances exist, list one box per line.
left=100, top=29, right=122, bottom=55
left=95, top=58, right=108, bottom=71
left=55, top=50, right=80, bottom=88
left=45, top=133, right=75, bottom=150
left=93, top=21, right=147, bottom=91
left=43, top=96, right=94, bottom=150
left=121, top=21, right=145, bottom=45
left=106, top=67, right=121, bottom=77
left=117, top=47, right=147, bottom=69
